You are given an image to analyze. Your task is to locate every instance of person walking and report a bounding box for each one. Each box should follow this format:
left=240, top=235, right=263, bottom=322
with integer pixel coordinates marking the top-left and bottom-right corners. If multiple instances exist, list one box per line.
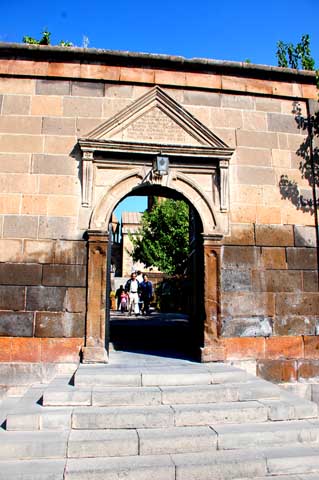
left=140, top=274, right=153, bottom=315
left=125, top=272, right=141, bottom=315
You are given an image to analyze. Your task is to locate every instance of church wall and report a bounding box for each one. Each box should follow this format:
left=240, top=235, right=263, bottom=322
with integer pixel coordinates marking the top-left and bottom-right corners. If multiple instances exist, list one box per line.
left=0, top=46, right=318, bottom=379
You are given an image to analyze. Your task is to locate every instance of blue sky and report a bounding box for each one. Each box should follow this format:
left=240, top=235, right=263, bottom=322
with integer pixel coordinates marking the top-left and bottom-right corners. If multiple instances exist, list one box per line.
left=1, top=0, right=318, bottom=219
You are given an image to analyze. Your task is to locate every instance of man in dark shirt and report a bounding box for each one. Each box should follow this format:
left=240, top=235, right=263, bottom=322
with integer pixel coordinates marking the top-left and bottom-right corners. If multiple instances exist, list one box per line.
left=140, top=274, right=153, bottom=315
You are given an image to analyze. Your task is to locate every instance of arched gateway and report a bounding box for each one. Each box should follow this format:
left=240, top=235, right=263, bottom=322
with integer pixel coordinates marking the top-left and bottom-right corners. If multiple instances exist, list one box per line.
left=78, top=87, right=234, bottom=362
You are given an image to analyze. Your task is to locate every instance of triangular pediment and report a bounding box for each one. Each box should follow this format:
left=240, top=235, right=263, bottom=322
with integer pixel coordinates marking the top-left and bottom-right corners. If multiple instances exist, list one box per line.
left=86, top=86, right=228, bottom=148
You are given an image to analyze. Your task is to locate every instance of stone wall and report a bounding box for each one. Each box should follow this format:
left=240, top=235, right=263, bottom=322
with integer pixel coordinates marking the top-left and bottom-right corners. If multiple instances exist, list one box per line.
left=0, top=44, right=318, bottom=374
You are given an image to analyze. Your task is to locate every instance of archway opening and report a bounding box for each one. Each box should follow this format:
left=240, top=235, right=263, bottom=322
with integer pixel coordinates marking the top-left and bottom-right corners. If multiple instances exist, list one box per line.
left=108, top=184, right=205, bottom=361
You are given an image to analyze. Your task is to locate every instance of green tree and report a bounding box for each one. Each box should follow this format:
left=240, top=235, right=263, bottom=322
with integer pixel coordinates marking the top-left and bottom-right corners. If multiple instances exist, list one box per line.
left=130, top=199, right=189, bottom=275
left=276, top=34, right=316, bottom=71
left=23, top=29, right=72, bottom=47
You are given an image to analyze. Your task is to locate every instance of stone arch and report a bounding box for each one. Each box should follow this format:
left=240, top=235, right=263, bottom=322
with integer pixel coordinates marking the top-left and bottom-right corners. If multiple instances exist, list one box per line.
left=90, top=168, right=218, bottom=235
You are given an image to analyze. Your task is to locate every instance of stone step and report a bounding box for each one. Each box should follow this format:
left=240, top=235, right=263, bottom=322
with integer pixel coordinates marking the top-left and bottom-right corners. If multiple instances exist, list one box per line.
left=68, top=426, right=217, bottom=458
left=72, top=405, right=174, bottom=429
left=42, top=380, right=280, bottom=407
left=6, top=408, right=72, bottom=431
left=172, top=401, right=268, bottom=426
left=214, top=419, right=319, bottom=449
left=72, top=401, right=268, bottom=430
left=0, top=459, right=66, bottom=479
left=64, top=449, right=267, bottom=480
left=68, top=429, right=139, bottom=458
left=65, top=454, right=175, bottom=480
left=138, top=426, right=217, bottom=455
left=0, top=430, right=68, bottom=459
left=74, top=364, right=248, bottom=387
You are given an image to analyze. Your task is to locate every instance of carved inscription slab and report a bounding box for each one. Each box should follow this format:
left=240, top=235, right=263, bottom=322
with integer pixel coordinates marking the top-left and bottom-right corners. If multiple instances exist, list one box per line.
left=111, top=107, right=202, bottom=145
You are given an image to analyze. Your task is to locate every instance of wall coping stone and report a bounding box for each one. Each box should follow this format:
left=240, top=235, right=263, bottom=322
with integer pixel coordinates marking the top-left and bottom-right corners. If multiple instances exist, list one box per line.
left=0, top=42, right=316, bottom=84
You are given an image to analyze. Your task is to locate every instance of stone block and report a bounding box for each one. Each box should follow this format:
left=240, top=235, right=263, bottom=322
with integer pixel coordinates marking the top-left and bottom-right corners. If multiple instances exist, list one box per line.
left=66, top=455, right=174, bottom=480
left=35, top=312, right=85, bottom=337
left=68, top=429, right=138, bottom=458
left=92, top=386, right=161, bottom=406
left=183, top=91, right=221, bottom=107
left=21, top=195, right=48, bottom=215
left=221, top=269, right=251, bottom=292
left=0, top=115, right=42, bottom=134
left=235, top=147, right=271, bottom=166
left=256, top=206, right=282, bottom=224
left=271, top=149, right=291, bottom=168
left=252, top=270, right=302, bottom=292
left=38, top=175, right=79, bottom=195
left=43, top=387, right=91, bottom=406
left=41, top=338, right=83, bottom=362
left=138, top=426, right=217, bottom=455
left=233, top=166, right=276, bottom=185
left=0, top=77, right=35, bottom=94
left=0, top=312, right=34, bottom=337
left=31, top=95, right=63, bottom=116
left=160, top=384, right=238, bottom=405
left=236, top=130, right=278, bottom=148
left=0, top=173, right=37, bottom=193
left=255, top=225, right=294, bottom=246
left=221, top=94, right=255, bottom=109
left=54, top=240, right=87, bottom=264
left=265, top=336, right=303, bottom=359
left=223, top=337, right=265, bottom=360
left=76, top=117, right=101, bottom=136
left=275, top=292, right=319, bottom=316
left=71, top=81, right=104, bottom=97
left=63, top=288, right=86, bottom=313
left=38, top=216, right=79, bottom=240
left=44, top=135, right=76, bottom=155
left=142, top=370, right=211, bottom=386
left=63, top=97, right=103, bottom=117
left=304, top=336, right=319, bottom=359
left=173, top=401, right=267, bottom=426
left=3, top=215, right=38, bottom=239
left=0, top=337, right=11, bottom=361
left=32, top=154, right=76, bottom=175
left=268, top=112, right=299, bottom=134
left=303, top=271, right=319, bottom=291
left=257, top=359, right=297, bottom=382
left=255, top=97, right=281, bottom=112
left=36, top=79, right=71, bottom=95
left=261, top=247, right=287, bottom=269
left=0, top=285, right=25, bottom=310
left=105, top=84, right=134, bottom=98
left=242, top=111, right=267, bottom=131
left=174, top=451, right=266, bottom=480
left=222, top=292, right=275, bottom=316
left=42, top=265, right=86, bottom=287
left=42, top=117, right=76, bottom=135
left=0, top=194, right=20, bottom=214
left=72, top=405, right=174, bottom=429
left=0, top=239, right=23, bottom=262
left=0, top=263, right=42, bottom=285
left=23, top=240, right=54, bottom=263
left=298, top=360, right=319, bottom=380
left=2, top=95, right=30, bottom=115
left=0, top=430, right=69, bottom=460
left=273, top=315, right=317, bottom=336
left=222, top=246, right=260, bottom=268
left=224, top=224, right=255, bottom=246
left=47, top=196, right=79, bottom=217
left=11, top=337, right=41, bottom=361
left=0, top=153, right=30, bottom=173
left=26, top=286, right=67, bottom=311
left=222, top=316, right=273, bottom=337
left=294, top=225, right=316, bottom=247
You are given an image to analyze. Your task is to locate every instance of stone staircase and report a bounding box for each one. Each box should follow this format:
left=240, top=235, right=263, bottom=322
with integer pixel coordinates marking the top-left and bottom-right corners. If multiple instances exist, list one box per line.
left=1, top=352, right=319, bottom=479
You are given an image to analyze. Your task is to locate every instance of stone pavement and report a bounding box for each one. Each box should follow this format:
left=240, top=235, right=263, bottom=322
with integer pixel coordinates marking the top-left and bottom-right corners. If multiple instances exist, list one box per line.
left=1, top=351, right=319, bottom=479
